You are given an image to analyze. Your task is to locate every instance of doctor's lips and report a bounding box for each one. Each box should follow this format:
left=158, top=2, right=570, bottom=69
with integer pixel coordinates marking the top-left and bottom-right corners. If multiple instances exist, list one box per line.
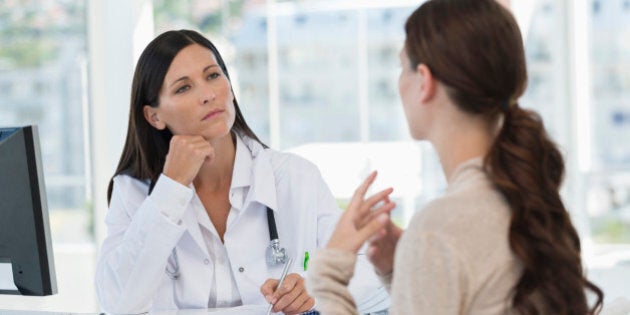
left=202, top=109, right=224, bottom=121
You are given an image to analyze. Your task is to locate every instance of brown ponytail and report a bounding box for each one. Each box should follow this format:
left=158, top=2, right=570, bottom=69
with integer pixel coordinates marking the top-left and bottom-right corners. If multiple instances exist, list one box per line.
left=487, top=103, right=603, bottom=314
left=405, top=0, right=603, bottom=313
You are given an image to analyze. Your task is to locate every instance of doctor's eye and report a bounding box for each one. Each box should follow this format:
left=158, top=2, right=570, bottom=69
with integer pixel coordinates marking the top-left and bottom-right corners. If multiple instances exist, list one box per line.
left=207, top=72, right=221, bottom=80
left=175, top=85, right=190, bottom=94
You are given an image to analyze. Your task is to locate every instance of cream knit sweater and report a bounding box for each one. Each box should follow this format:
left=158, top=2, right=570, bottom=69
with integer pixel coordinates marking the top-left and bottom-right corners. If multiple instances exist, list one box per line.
left=308, top=158, right=524, bottom=314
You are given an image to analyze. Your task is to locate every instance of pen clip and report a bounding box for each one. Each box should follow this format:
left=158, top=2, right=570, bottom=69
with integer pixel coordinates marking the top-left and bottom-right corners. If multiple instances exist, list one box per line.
left=303, top=251, right=310, bottom=271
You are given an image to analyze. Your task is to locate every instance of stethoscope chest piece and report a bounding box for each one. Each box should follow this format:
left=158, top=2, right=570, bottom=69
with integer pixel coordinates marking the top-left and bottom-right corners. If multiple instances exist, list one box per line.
left=266, top=238, right=287, bottom=265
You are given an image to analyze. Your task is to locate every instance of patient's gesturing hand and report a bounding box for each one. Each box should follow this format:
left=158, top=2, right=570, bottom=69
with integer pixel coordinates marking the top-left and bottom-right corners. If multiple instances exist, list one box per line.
left=326, top=171, right=396, bottom=253
left=367, top=219, right=402, bottom=276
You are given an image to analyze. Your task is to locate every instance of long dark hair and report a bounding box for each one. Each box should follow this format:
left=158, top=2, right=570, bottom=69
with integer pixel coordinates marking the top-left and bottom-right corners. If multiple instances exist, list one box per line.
left=107, top=30, right=264, bottom=204
left=405, top=1, right=603, bottom=314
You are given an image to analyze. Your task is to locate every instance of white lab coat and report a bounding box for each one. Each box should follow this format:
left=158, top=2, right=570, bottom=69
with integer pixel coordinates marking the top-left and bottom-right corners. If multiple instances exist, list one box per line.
left=95, top=134, right=388, bottom=314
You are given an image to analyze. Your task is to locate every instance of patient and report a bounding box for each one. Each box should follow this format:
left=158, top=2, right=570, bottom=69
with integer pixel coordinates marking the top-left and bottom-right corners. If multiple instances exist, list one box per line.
left=308, top=0, right=605, bottom=314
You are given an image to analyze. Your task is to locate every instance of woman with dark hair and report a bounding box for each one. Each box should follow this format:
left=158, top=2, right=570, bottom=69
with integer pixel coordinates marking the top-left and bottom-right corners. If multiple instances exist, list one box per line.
left=94, top=30, right=390, bottom=314
left=308, top=0, right=604, bottom=314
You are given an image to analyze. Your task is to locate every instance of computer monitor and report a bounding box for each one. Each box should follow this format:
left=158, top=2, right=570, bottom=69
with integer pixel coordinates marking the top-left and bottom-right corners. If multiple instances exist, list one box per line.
left=0, top=125, right=57, bottom=296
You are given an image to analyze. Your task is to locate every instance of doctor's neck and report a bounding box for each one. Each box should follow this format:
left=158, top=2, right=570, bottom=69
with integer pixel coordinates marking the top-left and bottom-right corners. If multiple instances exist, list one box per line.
left=193, top=133, right=236, bottom=193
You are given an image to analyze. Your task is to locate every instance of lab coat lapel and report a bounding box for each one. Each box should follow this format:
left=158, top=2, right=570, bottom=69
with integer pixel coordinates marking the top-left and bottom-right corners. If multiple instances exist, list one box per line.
left=241, top=136, right=278, bottom=212
left=180, top=192, right=210, bottom=258
left=230, top=136, right=281, bottom=305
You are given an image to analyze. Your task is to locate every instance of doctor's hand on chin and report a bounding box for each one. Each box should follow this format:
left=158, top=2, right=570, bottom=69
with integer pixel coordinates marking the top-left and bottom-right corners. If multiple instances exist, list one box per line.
left=260, top=273, right=315, bottom=314
left=163, top=135, right=215, bottom=186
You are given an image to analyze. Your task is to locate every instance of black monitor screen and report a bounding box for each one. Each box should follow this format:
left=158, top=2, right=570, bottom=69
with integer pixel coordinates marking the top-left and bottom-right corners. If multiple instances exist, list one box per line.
left=0, top=125, right=57, bottom=296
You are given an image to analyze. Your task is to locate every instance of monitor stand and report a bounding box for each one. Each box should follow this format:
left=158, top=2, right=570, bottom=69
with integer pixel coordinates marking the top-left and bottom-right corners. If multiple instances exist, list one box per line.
left=0, top=260, right=19, bottom=294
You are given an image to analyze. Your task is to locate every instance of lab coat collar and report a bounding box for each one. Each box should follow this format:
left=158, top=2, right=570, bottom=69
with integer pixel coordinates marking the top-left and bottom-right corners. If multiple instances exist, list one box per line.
left=231, top=134, right=252, bottom=189
left=238, top=134, right=278, bottom=213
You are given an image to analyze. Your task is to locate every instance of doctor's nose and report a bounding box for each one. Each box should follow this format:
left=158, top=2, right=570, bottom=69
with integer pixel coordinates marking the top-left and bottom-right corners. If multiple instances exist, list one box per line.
left=200, top=85, right=216, bottom=105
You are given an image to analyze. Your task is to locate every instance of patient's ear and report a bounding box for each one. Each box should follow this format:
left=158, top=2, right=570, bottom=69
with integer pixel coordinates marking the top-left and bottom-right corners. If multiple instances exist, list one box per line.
left=417, top=64, right=437, bottom=103
left=143, top=105, right=166, bottom=130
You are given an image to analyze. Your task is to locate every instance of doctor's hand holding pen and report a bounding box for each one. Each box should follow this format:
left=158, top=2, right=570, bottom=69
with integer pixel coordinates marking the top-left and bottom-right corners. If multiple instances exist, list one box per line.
left=260, top=272, right=315, bottom=314
left=326, top=171, right=396, bottom=254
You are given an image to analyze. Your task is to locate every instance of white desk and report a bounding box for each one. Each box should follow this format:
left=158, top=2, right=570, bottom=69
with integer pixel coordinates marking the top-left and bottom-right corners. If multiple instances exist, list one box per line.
left=0, top=306, right=269, bottom=315
left=155, top=306, right=268, bottom=315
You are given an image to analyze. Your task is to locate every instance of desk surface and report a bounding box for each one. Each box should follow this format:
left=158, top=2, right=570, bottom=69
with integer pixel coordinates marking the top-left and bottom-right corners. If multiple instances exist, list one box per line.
left=0, top=306, right=269, bottom=315
left=157, top=306, right=268, bottom=315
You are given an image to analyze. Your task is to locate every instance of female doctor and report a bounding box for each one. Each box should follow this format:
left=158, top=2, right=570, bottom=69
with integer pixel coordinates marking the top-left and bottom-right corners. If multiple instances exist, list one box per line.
left=95, top=29, right=390, bottom=314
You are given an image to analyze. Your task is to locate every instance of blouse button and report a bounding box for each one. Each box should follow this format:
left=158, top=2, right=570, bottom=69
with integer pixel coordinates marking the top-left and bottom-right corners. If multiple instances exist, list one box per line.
left=238, top=267, right=245, bottom=273
left=204, top=259, right=210, bottom=265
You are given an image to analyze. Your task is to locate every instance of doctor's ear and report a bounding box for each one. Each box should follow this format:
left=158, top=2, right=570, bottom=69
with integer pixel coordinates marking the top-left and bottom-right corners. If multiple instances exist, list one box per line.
left=417, top=64, right=437, bottom=103
left=143, top=105, right=166, bottom=130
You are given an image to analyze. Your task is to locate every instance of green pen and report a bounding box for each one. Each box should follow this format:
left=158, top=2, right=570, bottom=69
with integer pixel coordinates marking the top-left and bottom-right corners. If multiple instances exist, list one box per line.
left=303, top=251, right=309, bottom=271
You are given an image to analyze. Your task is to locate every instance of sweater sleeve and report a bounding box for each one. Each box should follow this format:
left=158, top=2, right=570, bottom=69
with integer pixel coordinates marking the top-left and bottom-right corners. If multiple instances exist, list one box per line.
left=307, top=248, right=360, bottom=315
left=389, top=230, right=470, bottom=314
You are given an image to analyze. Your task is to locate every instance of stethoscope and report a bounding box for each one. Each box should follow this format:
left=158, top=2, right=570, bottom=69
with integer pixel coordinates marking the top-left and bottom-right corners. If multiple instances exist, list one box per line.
left=165, top=207, right=287, bottom=280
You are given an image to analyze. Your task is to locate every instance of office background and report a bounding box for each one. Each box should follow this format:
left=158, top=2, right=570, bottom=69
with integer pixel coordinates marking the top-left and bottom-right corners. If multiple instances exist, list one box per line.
left=0, top=0, right=628, bottom=312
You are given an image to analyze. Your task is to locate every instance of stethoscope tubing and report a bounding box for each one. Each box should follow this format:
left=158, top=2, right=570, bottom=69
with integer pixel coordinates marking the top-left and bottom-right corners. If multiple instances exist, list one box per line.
left=266, top=207, right=279, bottom=241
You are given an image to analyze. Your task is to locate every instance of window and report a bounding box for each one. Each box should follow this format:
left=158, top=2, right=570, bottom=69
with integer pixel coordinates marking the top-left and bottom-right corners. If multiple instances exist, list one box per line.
left=0, top=0, right=90, bottom=244
left=0, top=1, right=95, bottom=312
left=588, top=0, right=630, bottom=243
